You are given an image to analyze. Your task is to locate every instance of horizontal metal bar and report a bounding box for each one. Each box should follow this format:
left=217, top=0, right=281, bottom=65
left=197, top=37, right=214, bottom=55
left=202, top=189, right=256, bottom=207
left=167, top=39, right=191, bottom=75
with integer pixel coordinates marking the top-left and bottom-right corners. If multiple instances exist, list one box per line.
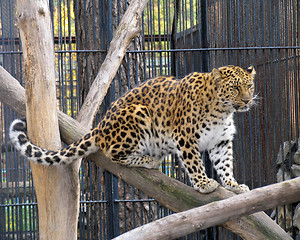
left=0, top=49, right=107, bottom=55
left=0, top=34, right=171, bottom=45
left=0, top=202, right=38, bottom=207
left=1, top=45, right=299, bottom=56
left=79, top=200, right=108, bottom=204
left=0, top=36, right=77, bottom=45
left=126, top=46, right=300, bottom=53
left=0, top=199, right=156, bottom=208
left=114, top=198, right=156, bottom=203
left=0, top=35, right=171, bottom=46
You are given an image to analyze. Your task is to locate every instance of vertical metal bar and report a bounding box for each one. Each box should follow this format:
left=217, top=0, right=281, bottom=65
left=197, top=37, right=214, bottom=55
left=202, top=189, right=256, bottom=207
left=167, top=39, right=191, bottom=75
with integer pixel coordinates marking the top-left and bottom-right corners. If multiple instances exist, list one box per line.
left=157, top=0, right=163, bottom=75
left=105, top=171, right=113, bottom=239
left=277, top=1, right=287, bottom=230
left=151, top=0, right=155, bottom=77
left=212, top=0, right=217, bottom=66
left=171, top=0, right=179, bottom=76
left=74, top=0, right=81, bottom=108
left=236, top=0, right=248, bottom=186
left=83, top=0, right=89, bottom=93
left=176, top=0, right=182, bottom=77
left=190, top=0, right=194, bottom=72
left=165, top=0, right=170, bottom=75
left=103, top=1, right=118, bottom=236
left=123, top=181, right=128, bottom=232
left=200, top=0, right=208, bottom=72
left=182, top=0, right=187, bottom=75
left=141, top=6, right=147, bottom=79
left=66, top=0, right=75, bottom=117
left=112, top=177, right=120, bottom=237
left=200, top=6, right=212, bottom=238
left=131, top=186, right=136, bottom=228
left=284, top=0, right=291, bottom=143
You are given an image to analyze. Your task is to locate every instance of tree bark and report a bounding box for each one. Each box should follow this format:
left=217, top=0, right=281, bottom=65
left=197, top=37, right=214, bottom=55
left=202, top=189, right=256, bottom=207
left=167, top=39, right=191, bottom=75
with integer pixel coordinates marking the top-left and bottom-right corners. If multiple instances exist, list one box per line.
left=16, top=1, right=79, bottom=239
left=0, top=66, right=291, bottom=239
left=114, top=177, right=300, bottom=240
left=75, top=2, right=107, bottom=238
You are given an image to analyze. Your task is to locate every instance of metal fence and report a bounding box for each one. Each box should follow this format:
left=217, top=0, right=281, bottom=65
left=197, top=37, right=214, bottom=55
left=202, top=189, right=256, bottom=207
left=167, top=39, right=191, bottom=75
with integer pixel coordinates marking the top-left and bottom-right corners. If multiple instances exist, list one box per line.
left=0, top=0, right=299, bottom=239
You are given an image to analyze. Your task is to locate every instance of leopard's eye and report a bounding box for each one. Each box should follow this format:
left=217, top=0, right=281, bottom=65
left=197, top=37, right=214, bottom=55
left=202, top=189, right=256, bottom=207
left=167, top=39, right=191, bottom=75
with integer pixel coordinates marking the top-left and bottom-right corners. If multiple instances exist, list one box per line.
left=247, top=84, right=253, bottom=89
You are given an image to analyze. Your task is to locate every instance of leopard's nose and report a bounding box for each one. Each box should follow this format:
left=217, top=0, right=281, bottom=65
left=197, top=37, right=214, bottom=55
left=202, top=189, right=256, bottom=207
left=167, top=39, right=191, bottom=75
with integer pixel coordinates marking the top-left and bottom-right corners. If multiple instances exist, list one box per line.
left=241, top=99, right=250, bottom=104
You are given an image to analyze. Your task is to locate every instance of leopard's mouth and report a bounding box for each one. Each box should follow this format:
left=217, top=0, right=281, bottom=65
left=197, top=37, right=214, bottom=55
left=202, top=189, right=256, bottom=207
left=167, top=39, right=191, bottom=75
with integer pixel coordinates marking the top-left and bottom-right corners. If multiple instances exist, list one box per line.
left=236, top=106, right=250, bottom=112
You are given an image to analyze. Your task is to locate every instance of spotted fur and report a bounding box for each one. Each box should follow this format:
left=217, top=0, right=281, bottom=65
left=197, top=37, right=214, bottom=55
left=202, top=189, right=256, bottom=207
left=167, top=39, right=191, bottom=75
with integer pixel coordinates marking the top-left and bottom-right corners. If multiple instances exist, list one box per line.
left=10, top=65, right=256, bottom=193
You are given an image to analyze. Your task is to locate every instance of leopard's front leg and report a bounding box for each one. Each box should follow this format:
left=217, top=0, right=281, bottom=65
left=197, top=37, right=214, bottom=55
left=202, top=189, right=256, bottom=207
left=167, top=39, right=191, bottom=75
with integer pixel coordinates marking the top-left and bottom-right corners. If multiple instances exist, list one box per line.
left=176, top=137, right=219, bottom=193
left=208, top=140, right=249, bottom=194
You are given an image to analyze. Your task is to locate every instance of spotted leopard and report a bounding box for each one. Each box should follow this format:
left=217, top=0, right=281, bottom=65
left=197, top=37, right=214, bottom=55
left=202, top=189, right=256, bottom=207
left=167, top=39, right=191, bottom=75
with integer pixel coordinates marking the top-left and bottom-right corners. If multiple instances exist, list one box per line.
left=10, top=65, right=256, bottom=194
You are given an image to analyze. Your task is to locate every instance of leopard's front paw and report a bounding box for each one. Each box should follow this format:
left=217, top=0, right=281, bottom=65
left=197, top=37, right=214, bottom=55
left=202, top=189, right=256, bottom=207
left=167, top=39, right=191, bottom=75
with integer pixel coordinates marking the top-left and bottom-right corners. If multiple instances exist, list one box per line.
left=238, top=184, right=250, bottom=193
left=225, top=181, right=249, bottom=194
left=194, top=178, right=219, bottom=194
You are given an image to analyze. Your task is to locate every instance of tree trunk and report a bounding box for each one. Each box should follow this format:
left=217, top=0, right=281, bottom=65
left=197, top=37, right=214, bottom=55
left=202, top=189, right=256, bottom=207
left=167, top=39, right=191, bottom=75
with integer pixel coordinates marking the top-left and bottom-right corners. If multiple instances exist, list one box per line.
left=114, top=177, right=300, bottom=240
left=0, top=66, right=291, bottom=239
left=16, top=0, right=79, bottom=239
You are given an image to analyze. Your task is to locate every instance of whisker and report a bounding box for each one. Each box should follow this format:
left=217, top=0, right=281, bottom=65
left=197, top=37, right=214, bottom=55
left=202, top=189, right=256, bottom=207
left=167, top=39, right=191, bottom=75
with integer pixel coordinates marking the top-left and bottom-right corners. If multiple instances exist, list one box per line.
left=252, top=94, right=261, bottom=100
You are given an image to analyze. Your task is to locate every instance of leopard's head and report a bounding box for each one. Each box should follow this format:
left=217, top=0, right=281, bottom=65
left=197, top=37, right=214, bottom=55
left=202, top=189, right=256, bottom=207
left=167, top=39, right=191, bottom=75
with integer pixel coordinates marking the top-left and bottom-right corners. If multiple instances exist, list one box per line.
left=213, top=65, right=256, bottom=112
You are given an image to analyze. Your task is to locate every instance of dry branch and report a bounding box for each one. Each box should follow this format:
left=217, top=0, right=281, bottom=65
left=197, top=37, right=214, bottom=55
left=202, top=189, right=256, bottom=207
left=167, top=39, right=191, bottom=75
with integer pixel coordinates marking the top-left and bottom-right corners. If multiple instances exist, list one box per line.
left=76, top=0, right=150, bottom=127
left=0, top=66, right=291, bottom=240
left=114, top=177, right=300, bottom=240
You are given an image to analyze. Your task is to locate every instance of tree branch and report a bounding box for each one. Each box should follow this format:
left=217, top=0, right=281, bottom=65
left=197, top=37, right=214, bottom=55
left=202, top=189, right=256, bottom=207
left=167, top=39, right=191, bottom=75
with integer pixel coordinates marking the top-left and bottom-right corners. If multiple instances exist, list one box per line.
left=114, top=177, right=300, bottom=240
left=76, top=0, right=150, bottom=128
left=0, top=66, right=291, bottom=239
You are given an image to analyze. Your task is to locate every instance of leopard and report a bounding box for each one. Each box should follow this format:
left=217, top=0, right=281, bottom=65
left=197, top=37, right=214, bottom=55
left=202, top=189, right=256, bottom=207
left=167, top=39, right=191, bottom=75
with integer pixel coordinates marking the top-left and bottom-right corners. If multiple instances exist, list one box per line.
left=9, top=65, right=256, bottom=194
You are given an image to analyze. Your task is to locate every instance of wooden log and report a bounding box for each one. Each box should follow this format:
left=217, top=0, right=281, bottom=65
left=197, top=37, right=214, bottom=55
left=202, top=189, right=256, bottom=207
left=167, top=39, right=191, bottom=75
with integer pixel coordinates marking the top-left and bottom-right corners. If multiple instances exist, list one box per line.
left=0, top=66, right=291, bottom=239
left=114, top=177, right=300, bottom=240
left=16, top=1, right=79, bottom=239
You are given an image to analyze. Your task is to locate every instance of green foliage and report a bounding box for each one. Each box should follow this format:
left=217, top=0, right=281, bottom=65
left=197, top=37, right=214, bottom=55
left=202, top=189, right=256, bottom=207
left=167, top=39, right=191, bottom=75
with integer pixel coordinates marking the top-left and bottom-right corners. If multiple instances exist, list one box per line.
left=4, top=200, right=37, bottom=232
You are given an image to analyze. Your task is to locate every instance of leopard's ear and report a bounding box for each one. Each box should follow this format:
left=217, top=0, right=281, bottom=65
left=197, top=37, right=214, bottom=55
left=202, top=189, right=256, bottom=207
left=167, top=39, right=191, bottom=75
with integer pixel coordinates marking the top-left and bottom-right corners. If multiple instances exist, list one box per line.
left=246, top=66, right=256, bottom=78
left=212, top=68, right=223, bottom=83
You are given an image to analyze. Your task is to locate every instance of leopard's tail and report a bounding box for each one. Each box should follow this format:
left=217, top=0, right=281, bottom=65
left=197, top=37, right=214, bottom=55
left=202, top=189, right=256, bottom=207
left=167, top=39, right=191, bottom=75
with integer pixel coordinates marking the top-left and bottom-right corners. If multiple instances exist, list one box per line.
left=9, top=118, right=100, bottom=166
